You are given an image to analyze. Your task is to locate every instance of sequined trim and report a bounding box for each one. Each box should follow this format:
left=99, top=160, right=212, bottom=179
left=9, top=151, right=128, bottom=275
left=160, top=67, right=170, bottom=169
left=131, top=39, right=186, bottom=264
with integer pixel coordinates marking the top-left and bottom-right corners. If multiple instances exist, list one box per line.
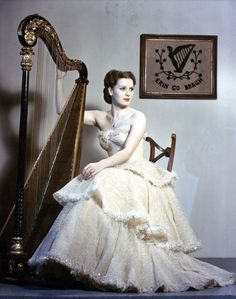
left=103, top=208, right=168, bottom=242
left=29, top=253, right=236, bottom=293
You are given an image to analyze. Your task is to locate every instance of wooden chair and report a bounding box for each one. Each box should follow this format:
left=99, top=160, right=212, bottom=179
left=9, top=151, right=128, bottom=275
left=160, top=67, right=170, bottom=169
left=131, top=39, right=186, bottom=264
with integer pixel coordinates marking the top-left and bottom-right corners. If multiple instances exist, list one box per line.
left=145, top=133, right=176, bottom=172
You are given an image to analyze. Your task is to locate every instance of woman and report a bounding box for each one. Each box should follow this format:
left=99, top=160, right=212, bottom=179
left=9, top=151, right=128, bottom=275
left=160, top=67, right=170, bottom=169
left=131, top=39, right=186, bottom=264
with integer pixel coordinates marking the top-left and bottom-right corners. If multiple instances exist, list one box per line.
left=28, top=69, right=236, bottom=292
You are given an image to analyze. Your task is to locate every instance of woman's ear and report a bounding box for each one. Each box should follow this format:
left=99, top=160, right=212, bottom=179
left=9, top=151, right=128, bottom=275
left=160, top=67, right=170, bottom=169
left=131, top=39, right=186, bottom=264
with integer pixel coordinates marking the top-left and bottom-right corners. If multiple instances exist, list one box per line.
left=108, top=87, right=113, bottom=96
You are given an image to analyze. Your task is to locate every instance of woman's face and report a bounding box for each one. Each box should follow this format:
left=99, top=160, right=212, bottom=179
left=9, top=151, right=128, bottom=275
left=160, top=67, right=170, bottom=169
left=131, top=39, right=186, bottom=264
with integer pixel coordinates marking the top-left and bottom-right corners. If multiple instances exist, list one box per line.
left=109, top=78, right=134, bottom=108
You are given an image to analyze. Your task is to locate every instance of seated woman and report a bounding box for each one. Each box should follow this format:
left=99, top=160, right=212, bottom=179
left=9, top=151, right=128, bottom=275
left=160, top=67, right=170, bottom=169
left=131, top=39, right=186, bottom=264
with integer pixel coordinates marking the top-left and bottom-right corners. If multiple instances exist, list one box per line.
left=28, top=69, right=236, bottom=292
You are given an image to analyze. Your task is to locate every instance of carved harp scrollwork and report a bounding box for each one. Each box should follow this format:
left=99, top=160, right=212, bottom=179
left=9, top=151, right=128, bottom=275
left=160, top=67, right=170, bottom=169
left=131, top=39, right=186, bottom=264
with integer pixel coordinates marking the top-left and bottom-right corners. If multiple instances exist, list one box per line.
left=6, top=14, right=88, bottom=278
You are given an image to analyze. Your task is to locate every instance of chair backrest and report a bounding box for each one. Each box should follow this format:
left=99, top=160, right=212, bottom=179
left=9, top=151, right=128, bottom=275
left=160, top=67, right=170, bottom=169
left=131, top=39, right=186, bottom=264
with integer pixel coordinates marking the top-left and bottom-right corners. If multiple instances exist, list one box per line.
left=145, top=133, right=176, bottom=172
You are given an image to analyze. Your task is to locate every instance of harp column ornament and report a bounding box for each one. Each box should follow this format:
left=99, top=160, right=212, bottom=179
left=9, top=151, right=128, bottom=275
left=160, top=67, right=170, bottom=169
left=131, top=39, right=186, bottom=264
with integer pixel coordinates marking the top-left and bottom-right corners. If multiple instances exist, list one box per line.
left=20, top=47, right=34, bottom=70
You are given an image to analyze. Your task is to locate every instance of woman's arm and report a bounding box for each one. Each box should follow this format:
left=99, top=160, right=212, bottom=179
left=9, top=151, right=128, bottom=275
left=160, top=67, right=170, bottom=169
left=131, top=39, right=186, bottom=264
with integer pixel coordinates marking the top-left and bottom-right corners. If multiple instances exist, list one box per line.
left=84, top=110, right=106, bottom=127
left=55, top=70, right=66, bottom=114
left=82, top=111, right=146, bottom=180
left=56, top=70, right=101, bottom=127
left=84, top=111, right=97, bottom=126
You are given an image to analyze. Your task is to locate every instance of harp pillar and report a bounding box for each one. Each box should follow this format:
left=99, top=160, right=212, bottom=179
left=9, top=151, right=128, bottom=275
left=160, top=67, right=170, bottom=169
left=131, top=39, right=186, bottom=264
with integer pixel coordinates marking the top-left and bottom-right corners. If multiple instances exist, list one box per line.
left=7, top=47, right=34, bottom=280
left=2, top=14, right=88, bottom=282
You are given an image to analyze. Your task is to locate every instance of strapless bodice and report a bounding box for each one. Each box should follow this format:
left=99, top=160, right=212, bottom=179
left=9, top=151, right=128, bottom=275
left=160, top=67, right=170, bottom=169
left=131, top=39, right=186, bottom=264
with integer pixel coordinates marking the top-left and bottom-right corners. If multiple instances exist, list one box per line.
left=97, top=126, right=144, bottom=160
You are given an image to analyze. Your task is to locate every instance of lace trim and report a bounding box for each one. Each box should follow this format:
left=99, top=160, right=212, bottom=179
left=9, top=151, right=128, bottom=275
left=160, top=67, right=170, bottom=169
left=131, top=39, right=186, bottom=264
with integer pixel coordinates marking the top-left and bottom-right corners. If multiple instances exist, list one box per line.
left=53, top=164, right=198, bottom=252
left=158, top=240, right=201, bottom=253
left=103, top=208, right=168, bottom=242
left=98, top=128, right=129, bottom=151
left=104, top=193, right=198, bottom=252
left=54, top=164, right=177, bottom=208
left=97, top=126, right=130, bottom=137
left=119, top=165, right=177, bottom=188
left=29, top=255, right=157, bottom=292
left=53, top=189, right=199, bottom=253
left=53, top=177, right=90, bottom=206
left=29, top=253, right=236, bottom=293
left=103, top=206, right=200, bottom=252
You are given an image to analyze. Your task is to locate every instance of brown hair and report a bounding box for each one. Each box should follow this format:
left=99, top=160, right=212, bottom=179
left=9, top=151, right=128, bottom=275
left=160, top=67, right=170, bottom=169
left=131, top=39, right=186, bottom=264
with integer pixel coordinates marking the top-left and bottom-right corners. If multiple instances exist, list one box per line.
left=103, top=69, right=136, bottom=104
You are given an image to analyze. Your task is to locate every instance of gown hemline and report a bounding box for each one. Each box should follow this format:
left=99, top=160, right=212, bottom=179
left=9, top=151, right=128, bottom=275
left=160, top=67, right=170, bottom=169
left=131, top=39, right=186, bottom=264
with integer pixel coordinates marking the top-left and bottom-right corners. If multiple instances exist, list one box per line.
left=28, top=128, right=236, bottom=293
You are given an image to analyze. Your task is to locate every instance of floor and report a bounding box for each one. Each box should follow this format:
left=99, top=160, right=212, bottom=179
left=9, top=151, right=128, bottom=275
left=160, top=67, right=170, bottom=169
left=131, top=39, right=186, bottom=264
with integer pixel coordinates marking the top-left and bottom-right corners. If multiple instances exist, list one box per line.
left=1, top=258, right=236, bottom=299
left=0, top=282, right=236, bottom=299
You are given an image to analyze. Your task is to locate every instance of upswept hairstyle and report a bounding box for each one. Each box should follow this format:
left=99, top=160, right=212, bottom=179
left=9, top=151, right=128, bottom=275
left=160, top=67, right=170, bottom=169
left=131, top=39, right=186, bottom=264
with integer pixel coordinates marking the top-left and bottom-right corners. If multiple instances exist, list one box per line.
left=103, top=69, right=136, bottom=104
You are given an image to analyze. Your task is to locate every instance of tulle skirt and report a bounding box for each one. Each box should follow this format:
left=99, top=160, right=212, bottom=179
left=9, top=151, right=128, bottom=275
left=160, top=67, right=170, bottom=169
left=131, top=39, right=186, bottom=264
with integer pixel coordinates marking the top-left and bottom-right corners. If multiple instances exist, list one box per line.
left=28, top=159, right=236, bottom=292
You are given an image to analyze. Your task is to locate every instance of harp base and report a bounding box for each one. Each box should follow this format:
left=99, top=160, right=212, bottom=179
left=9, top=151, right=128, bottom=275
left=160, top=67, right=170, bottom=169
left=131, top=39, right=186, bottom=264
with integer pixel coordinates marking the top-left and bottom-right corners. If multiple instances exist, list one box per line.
left=5, top=237, right=27, bottom=282
left=5, top=254, right=27, bottom=282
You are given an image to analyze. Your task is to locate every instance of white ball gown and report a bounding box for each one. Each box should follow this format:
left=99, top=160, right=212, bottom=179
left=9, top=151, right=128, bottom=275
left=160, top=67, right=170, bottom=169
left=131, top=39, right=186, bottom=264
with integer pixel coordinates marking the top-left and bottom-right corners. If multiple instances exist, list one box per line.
left=28, top=125, right=236, bottom=292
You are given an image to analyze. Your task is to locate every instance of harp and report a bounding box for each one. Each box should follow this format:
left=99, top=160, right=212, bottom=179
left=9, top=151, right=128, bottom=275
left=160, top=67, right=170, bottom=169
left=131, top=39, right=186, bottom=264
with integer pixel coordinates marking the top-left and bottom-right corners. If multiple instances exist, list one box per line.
left=167, top=44, right=195, bottom=73
left=4, top=14, right=88, bottom=278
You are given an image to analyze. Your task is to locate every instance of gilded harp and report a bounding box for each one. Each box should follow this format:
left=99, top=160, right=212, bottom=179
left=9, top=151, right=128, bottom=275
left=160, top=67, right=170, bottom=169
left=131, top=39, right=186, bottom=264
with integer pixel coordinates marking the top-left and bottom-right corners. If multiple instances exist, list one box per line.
left=7, top=14, right=88, bottom=277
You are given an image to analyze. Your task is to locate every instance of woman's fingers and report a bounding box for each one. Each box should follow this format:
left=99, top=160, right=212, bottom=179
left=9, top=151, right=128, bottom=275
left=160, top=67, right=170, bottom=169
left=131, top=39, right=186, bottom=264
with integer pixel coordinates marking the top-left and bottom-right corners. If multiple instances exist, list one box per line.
left=82, top=164, right=95, bottom=180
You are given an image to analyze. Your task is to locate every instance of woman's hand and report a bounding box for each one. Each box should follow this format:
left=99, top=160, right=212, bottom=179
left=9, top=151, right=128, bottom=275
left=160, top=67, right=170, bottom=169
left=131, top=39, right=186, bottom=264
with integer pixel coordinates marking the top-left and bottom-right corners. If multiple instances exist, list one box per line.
left=82, top=161, right=105, bottom=180
left=57, top=69, right=67, bottom=80
left=56, top=69, right=67, bottom=114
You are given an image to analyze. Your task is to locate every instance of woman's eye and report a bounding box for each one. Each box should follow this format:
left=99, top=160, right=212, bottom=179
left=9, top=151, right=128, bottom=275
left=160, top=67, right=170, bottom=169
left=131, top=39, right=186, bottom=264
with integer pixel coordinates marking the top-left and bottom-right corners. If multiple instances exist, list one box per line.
left=119, top=86, right=134, bottom=92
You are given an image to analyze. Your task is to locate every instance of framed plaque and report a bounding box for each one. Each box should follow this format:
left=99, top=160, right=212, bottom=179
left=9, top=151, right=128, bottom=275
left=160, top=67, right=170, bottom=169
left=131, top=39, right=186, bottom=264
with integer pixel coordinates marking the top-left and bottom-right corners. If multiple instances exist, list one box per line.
left=140, top=34, right=217, bottom=99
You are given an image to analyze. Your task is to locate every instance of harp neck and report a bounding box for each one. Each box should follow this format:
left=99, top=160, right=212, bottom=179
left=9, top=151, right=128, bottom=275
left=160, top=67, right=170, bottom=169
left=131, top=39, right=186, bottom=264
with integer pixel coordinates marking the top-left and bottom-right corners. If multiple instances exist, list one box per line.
left=17, top=14, right=88, bottom=82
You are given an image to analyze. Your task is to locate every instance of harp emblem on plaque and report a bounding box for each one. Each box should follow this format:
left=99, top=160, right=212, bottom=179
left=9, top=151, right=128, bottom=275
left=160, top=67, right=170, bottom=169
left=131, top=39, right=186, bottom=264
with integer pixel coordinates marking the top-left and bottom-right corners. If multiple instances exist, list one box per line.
left=167, top=44, right=195, bottom=73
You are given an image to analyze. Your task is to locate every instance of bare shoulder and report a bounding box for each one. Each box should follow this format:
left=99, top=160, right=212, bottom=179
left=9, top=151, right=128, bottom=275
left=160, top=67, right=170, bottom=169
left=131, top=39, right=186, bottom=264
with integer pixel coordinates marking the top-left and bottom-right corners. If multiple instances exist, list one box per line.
left=87, top=110, right=106, bottom=117
left=130, top=108, right=146, bottom=123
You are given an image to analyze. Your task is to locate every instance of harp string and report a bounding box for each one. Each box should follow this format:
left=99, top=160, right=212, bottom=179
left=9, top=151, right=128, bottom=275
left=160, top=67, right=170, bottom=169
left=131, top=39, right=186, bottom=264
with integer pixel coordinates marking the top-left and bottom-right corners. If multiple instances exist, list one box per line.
left=24, top=40, right=79, bottom=232
left=26, top=38, right=59, bottom=224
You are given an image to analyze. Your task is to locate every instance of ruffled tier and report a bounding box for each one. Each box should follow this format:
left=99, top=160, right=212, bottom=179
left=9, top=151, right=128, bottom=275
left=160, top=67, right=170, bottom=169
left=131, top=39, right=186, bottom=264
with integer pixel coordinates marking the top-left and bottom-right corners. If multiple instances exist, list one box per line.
left=28, top=159, right=236, bottom=292
left=28, top=198, right=236, bottom=292
left=53, top=159, right=200, bottom=253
